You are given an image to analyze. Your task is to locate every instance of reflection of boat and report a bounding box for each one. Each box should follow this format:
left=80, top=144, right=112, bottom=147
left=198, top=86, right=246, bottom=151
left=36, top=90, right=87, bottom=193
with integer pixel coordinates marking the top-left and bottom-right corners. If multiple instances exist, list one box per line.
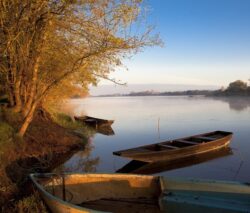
left=113, top=131, right=233, bottom=162
left=116, top=147, right=233, bottom=174
left=75, top=116, right=114, bottom=127
left=30, top=173, right=250, bottom=213
left=96, top=125, right=115, bottom=136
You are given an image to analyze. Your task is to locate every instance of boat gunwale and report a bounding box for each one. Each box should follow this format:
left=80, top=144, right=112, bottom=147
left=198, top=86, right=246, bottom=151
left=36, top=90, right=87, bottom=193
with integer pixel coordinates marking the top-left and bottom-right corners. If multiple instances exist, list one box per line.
left=30, top=173, right=107, bottom=213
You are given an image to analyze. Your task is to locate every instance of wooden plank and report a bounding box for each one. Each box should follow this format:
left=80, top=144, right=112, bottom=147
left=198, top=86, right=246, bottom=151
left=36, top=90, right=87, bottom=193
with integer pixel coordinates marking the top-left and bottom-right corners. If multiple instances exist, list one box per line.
left=175, top=140, right=199, bottom=145
left=158, top=144, right=179, bottom=149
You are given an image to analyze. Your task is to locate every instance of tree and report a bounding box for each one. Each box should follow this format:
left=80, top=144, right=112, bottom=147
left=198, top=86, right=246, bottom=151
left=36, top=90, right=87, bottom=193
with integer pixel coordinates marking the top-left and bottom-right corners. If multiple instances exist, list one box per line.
left=0, top=0, right=161, bottom=137
left=226, top=80, right=248, bottom=93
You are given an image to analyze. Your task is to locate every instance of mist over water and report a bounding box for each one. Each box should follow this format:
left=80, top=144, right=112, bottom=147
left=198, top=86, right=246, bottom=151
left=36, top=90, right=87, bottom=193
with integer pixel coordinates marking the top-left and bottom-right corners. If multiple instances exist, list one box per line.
left=58, top=96, right=250, bottom=181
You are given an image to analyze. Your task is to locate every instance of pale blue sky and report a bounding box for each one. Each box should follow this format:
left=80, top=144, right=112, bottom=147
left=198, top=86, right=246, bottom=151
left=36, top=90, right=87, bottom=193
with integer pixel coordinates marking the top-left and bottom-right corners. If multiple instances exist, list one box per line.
left=101, top=0, right=250, bottom=88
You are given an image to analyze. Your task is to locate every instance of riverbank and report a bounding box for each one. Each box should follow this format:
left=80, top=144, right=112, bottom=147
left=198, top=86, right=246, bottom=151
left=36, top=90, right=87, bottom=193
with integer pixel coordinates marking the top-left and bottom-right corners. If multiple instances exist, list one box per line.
left=0, top=107, right=89, bottom=212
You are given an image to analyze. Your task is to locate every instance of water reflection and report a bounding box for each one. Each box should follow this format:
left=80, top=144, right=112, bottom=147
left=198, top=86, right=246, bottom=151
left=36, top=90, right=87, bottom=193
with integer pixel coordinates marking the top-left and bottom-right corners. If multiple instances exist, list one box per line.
left=54, top=140, right=100, bottom=173
left=210, top=97, right=250, bottom=112
left=74, top=123, right=115, bottom=137
left=96, top=126, right=115, bottom=136
left=58, top=97, right=250, bottom=181
left=116, top=147, right=233, bottom=174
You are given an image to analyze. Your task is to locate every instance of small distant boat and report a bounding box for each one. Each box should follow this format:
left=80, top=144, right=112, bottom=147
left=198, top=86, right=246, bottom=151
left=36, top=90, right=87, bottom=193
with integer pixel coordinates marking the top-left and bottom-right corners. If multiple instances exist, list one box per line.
left=74, top=116, right=114, bottom=127
left=113, top=131, right=233, bottom=162
left=30, top=173, right=250, bottom=213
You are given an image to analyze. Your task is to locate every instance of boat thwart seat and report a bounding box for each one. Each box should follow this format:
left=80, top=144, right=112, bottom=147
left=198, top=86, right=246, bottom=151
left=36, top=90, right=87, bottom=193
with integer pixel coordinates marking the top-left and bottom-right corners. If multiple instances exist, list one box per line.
left=175, top=140, right=199, bottom=145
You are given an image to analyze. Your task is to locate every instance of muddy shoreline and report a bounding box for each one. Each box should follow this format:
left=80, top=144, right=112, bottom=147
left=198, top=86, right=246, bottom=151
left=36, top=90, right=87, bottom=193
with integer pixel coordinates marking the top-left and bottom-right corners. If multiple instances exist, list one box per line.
left=0, top=108, right=88, bottom=212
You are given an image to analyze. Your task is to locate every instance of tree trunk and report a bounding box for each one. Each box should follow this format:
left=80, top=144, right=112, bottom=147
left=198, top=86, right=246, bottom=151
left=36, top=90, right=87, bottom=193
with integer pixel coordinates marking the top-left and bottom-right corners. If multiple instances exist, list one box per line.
left=18, top=102, right=37, bottom=137
left=6, top=86, right=15, bottom=107
left=22, top=56, right=40, bottom=117
left=13, top=78, right=22, bottom=112
left=22, top=84, right=27, bottom=105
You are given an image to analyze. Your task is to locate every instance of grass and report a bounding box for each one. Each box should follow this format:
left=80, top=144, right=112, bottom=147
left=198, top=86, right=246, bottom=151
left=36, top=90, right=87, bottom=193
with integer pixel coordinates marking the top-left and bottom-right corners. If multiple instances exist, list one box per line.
left=52, top=113, right=81, bottom=129
left=15, top=191, right=48, bottom=213
left=52, top=112, right=96, bottom=138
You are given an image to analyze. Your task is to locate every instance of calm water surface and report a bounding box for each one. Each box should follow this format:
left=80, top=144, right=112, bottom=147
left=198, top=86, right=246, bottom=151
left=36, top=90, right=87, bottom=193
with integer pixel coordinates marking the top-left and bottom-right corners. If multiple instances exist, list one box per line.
left=56, top=96, right=250, bottom=181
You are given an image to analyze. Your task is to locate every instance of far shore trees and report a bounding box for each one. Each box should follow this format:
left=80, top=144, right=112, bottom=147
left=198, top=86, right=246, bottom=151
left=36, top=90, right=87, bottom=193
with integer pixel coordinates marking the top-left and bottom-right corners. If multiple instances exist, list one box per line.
left=0, top=0, right=161, bottom=137
left=213, top=80, right=250, bottom=96
left=227, top=80, right=248, bottom=93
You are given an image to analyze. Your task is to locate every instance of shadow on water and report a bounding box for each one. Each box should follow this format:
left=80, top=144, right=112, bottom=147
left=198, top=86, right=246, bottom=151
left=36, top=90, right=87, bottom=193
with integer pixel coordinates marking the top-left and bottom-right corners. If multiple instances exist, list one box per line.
left=210, top=96, right=250, bottom=112
left=54, top=141, right=100, bottom=173
left=4, top=149, right=81, bottom=197
left=116, top=147, right=233, bottom=174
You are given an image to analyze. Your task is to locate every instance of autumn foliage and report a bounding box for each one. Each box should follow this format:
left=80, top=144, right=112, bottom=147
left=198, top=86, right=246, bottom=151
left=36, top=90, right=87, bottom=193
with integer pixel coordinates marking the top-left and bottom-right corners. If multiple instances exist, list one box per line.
left=0, top=0, right=161, bottom=136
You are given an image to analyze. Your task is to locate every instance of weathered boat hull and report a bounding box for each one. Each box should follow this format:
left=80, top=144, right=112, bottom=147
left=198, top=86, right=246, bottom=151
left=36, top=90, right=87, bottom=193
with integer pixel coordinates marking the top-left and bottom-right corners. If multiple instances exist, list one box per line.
left=30, top=173, right=250, bottom=213
left=113, top=131, right=233, bottom=162
left=160, top=178, right=250, bottom=213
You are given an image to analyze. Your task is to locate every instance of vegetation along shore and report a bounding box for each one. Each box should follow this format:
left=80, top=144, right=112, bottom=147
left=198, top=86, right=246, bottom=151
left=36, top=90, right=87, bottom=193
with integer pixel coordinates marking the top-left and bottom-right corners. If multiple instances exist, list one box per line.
left=95, top=80, right=250, bottom=97
left=0, top=0, right=161, bottom=212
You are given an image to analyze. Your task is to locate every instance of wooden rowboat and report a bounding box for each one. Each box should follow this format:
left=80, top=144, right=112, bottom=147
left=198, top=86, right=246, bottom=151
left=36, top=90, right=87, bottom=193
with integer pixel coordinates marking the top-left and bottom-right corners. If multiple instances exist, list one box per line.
left=75, top=116, right=114, bottom=127
left=113, top=131, right=233, bottom=162
left=30, top=173, right=250, bottom=213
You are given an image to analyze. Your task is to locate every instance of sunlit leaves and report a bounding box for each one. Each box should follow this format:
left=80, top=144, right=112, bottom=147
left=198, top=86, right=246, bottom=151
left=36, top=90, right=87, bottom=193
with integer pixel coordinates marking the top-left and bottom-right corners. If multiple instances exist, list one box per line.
left=0, top=0, right=161, bottom=110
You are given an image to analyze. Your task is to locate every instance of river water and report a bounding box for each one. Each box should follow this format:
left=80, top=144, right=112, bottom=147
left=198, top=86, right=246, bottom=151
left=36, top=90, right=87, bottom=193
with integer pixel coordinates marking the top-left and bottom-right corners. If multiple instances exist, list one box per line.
left=56, top=96, right=250, bottom=182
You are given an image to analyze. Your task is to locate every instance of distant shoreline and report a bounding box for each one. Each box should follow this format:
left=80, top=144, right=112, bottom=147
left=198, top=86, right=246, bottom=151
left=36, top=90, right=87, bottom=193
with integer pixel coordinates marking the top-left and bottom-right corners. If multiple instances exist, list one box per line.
left=90, top=91, right=250, bottom=98
left=88, top=80, right=250, bottom=98
left=91, top=90, right=214, bottom=97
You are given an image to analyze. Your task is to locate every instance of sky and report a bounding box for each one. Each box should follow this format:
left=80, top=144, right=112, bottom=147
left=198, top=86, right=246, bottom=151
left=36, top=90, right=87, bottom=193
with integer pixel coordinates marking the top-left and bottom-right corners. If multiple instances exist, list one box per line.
left=92, top=0, right=250, bottom=94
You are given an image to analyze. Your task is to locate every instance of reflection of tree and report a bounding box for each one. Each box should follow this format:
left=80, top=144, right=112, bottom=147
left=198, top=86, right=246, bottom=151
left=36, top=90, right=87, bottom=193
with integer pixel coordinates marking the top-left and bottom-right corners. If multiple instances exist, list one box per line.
left=228, top=100, right=249, bottom=111
left=55, top=140, right=100, bottom=173
left=210, top=97, right=250, bottom=112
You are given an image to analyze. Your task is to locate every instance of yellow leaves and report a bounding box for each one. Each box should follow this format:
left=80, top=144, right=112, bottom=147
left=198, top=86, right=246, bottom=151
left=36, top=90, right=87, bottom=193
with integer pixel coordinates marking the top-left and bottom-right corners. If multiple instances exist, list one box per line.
left=114, top=3, right=140, bottom=27
left=91, top=7, right=105, bottom=18
left=1, top=0, right=161, bottom=108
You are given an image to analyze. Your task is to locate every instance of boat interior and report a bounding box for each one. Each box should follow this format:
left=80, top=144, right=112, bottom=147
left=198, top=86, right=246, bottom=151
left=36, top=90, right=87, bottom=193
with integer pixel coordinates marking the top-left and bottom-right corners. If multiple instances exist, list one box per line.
left=142, top=131, right=231, bottom=151
left=33, top=173, right=250, bottom=213
left=37, top=174, right=163, bottom=213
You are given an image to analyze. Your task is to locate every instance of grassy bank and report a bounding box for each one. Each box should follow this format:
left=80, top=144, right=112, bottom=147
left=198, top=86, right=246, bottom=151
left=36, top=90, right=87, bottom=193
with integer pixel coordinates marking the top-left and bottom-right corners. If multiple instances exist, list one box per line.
left=0, top=107, right=92, bottom=212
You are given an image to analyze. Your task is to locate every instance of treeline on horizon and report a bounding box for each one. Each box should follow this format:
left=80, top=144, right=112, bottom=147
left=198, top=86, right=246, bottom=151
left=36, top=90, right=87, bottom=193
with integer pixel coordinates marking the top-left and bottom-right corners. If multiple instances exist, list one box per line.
left=97, top=80, right=250, bottom=97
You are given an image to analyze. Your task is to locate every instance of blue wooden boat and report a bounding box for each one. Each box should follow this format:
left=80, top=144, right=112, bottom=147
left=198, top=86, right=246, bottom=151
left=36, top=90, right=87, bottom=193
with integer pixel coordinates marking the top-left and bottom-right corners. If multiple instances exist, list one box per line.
left=30, top=173, right=250, bottom=213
